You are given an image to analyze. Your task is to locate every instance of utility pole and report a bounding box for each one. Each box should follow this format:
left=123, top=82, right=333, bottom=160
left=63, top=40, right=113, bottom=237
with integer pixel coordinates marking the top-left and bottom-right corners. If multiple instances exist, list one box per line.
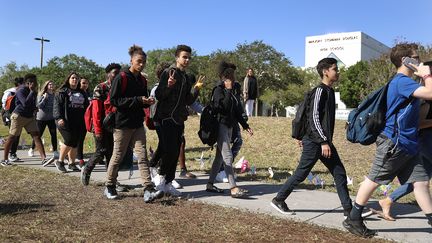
left=34, top=37, right=50, bottom=68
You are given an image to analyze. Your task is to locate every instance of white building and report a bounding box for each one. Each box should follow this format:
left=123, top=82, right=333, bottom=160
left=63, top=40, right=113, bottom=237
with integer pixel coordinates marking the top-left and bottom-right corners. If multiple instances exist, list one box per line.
left=305, top=31, right=390, bottom=68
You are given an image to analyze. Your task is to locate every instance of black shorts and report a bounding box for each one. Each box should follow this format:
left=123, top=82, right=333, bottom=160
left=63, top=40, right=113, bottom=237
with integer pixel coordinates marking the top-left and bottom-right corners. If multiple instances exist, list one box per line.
left=58, top=124, right=85, bottom=148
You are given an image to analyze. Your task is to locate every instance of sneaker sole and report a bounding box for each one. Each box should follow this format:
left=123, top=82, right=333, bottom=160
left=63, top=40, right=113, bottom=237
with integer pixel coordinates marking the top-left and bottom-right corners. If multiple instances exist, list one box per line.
left=104, top=191, right=119, bottom=200
left=55, top=164, right=67, bottom=173
left=42, top=158, right=55, bottom=167
left=270, top=202, right=296, bottom=215
left=342, top=220, right=376, bottom=238
left=361, top=209, right=374, bottom=218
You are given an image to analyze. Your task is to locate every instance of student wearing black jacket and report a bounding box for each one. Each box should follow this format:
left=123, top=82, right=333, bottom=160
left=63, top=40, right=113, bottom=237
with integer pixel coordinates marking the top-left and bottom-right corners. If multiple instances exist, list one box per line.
left=206, top=61, right=253, bottom=198
left=52, top=72, right=89, bottom=172
left=154, top=44, right=204, bottom=196
left=104, top=45, right=162, bottom=202
left=271, top=58, right=352, bottom=216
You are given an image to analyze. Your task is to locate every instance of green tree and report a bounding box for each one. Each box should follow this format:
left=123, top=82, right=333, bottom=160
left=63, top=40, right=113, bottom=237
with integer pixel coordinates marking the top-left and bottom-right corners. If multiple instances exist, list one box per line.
left=338, top=61, right=370, bottom=108
left=40, top=54, right=104, bottom=91
left=0, top=62, right=30, bottom=96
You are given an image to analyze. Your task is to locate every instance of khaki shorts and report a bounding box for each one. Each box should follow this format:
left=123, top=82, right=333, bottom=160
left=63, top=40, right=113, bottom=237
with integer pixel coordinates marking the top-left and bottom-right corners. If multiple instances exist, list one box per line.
left=9, top=113, right=38, bottom=136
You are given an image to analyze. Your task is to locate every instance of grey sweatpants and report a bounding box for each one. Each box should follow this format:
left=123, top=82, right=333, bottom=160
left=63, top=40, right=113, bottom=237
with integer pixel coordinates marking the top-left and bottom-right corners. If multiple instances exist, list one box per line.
left=208, top=123, right=237, bottom=188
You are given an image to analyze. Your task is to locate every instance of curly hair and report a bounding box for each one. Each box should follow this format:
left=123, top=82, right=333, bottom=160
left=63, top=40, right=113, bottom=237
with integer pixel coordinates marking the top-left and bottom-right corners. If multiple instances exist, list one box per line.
left=218, top=61, right=237, bottom=80
left=128, top=44, right=146, bottom=58
left=105, top=63, right=121, bottom=73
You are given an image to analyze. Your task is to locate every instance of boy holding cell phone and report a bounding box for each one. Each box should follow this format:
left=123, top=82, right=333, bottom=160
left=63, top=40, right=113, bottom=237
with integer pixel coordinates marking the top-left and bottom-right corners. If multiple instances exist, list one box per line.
left=343, top=43, right=432, bottom=238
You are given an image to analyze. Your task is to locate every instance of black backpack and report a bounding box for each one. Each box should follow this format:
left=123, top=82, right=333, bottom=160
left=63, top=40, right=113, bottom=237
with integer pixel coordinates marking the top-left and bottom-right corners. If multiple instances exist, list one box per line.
left=198, top=87, right=219, bottom=146
left=291, top=89, right=313, bottom=140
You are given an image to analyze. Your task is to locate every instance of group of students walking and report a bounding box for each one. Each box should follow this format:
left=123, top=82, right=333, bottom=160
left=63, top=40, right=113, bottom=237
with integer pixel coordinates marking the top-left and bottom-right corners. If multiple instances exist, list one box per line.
left=1, top=42, right=432, bottom=238
left=270, top=43, right=432, bottom=238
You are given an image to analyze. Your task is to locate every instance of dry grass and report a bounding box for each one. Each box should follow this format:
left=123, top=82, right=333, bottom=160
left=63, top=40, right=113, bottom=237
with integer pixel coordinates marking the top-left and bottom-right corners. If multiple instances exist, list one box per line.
left=0, top=116, right=422, bottom=203
left=0, top=166, right=388, bottom=242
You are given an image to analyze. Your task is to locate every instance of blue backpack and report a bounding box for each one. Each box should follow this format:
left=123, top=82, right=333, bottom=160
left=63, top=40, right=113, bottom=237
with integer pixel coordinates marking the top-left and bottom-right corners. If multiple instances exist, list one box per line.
left=346, top=80, right=412, bottom=145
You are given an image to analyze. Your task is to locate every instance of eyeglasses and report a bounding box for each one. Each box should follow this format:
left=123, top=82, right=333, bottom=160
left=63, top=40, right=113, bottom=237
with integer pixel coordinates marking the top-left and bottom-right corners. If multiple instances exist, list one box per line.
left=411, top=55, right=420, bottom=60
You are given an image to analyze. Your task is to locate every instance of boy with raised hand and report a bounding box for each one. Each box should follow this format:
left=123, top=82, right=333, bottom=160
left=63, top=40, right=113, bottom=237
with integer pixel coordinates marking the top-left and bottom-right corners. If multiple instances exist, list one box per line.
left=270, top=58, right=352, bottom=217
left=344, top=43, right=432, bottom=238
left=154, top=44, right=204, bottom=196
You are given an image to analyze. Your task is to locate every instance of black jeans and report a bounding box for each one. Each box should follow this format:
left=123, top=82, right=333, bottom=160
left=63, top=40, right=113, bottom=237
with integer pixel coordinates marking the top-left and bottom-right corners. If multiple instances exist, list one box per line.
left=150, top=124, right=163, bottom=167
left=86, top=130, right=113, bottom=172
left=32, top=119, right=57, bottom=151
left=159, top=119, right=184, bottom=183
left=275, top=138, right=352, bottom=210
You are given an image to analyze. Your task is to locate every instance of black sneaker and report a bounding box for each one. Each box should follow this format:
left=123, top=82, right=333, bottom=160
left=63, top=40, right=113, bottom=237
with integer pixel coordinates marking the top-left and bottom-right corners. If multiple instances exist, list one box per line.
left=67, top=163, right=80, bottom=172
left=104, top=185, right=118, bottom=199
left=270, top=198, right=295, bottom=215
left=9, top=154, right=22, bottom=162
left=54, top=160, right=67, bottom=173
left=143, top=186, right=164, bottom=203
left=343, top=217, right=377, bottom=238
left=0, top=160, right=14, bottom=166
left=42, top=157, right=55, bottom=167
left=81, top=164, right=91, bottom=186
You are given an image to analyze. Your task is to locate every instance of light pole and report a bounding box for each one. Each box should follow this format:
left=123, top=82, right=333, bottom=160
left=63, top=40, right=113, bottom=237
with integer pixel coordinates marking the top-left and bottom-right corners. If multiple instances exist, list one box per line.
left=34, top=37, right=50, bottom=69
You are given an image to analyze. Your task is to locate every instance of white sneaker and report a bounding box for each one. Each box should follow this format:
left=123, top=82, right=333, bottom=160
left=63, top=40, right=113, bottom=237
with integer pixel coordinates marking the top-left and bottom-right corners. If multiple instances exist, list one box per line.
left=28, top=148, right=34, bottom=157
left=171, top=179, right=183, bottom=189
left=165, top=182, right=182, bottom=197
left=150, top=167, right=159, bottom=184
left=155, top=175, right=166, bottom=192
left=215, top=170, right=228, bottom=183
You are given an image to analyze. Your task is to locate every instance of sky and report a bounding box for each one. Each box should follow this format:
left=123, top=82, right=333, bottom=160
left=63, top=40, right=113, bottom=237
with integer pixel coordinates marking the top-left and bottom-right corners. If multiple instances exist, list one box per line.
left=1, top=0, right=431, bottom=69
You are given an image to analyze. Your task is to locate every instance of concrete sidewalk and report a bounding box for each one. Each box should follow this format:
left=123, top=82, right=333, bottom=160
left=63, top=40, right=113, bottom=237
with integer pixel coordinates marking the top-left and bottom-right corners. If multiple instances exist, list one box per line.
left=5, top=150, right=432, bottom=242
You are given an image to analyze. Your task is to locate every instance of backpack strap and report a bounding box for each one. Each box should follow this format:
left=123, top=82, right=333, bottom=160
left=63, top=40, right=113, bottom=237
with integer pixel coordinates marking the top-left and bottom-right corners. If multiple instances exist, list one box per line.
left=120, top=72, right=147, bottom=95
left=120, top=72, right=128, bottom=95
left=391, top=96, right=414, bottom=137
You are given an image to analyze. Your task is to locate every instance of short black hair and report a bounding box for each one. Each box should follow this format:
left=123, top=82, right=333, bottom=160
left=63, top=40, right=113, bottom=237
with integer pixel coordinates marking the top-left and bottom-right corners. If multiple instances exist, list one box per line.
left=175, top=45, right=192, bottom=57
left=316, top=58, right=337, bottom=79
left=24, top=73, right=37, bottom=83
left=14, top=77, right=24, bottom=86
left=105, top=63, right=121, bottom=73
left=218, top=61, right=237, bottom=80
left=128, top=44, right=146, bottom=58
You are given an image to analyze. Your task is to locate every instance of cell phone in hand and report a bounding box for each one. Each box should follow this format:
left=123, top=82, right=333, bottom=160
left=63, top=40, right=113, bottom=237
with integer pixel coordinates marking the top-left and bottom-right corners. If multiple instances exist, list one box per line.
left=402, top=57, right=419, bottom=71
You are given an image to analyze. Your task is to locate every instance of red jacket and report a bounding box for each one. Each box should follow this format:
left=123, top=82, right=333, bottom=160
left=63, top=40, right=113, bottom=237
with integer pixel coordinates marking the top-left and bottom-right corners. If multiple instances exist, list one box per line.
left=91, top=81, right=115, bottom=135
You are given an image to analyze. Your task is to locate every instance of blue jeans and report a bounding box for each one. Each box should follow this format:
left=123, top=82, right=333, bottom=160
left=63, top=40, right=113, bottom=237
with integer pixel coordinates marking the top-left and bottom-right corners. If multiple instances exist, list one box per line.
left=389, top=183, right=413, bottom=202
left=275, top=138, right=352, bottom=210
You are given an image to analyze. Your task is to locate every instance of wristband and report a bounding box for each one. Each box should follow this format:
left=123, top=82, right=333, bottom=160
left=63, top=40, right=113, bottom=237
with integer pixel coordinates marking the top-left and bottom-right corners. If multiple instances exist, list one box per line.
left=423, top=74, right=432, bottom=80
